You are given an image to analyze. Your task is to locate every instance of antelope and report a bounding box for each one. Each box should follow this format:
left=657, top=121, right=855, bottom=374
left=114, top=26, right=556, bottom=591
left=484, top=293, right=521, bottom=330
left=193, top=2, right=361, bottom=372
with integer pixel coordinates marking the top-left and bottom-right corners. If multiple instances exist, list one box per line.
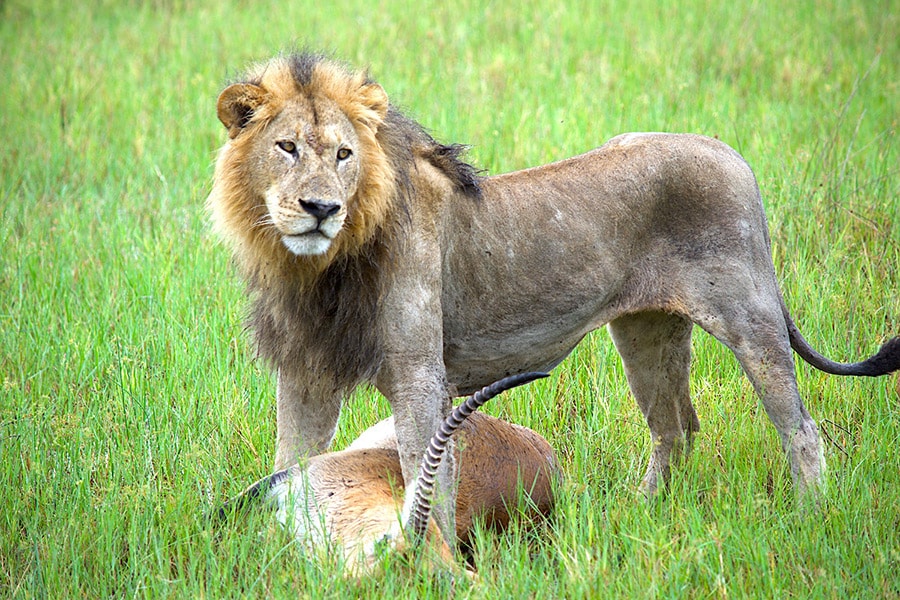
left=220, top=373, right=556, bottom=574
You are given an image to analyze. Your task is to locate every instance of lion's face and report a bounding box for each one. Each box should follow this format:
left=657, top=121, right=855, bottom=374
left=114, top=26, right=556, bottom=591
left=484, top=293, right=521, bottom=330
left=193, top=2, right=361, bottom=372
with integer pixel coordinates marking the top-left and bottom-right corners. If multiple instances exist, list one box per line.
left=210, top=57, right=393, bottom=269
left=246, top=98, right=362, bottom=256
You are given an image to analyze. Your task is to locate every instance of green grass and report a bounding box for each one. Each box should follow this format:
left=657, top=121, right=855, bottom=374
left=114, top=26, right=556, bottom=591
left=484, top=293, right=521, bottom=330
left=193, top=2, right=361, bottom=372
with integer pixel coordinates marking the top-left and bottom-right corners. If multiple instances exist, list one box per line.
left=1, top=0, right=898, bottom=597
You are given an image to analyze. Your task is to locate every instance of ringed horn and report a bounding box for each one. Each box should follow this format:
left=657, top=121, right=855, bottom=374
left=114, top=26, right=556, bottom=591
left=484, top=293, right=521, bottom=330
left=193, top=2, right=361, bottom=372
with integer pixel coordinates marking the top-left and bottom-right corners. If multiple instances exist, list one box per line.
left=403, top=371, right=550, bottom=543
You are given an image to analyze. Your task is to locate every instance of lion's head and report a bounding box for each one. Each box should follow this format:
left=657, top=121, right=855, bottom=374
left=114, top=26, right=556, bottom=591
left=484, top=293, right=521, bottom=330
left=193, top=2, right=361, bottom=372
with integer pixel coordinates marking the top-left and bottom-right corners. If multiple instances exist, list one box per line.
left=207, top=53, right=408, bottom=282
left=209, top=52, right=479, bottom=286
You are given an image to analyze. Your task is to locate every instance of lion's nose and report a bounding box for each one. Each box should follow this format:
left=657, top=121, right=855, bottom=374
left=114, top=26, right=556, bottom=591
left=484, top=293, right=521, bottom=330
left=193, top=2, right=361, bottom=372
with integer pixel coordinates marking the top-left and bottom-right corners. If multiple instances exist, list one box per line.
left=299, top=199, right=341, bottom=221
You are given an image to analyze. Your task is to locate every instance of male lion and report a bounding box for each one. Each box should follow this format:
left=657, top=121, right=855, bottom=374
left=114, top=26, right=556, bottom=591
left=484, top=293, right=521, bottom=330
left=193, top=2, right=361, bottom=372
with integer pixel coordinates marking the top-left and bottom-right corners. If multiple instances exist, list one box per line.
left=208, top=52, right=900, bottom=547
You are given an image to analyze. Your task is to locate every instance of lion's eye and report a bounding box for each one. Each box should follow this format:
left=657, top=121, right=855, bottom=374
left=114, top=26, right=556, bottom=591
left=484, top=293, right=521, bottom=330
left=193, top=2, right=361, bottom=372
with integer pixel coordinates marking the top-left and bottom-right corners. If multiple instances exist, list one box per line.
left=336, top=147, right=352, bottom=161
left=277, top=140, right=297, bottom=154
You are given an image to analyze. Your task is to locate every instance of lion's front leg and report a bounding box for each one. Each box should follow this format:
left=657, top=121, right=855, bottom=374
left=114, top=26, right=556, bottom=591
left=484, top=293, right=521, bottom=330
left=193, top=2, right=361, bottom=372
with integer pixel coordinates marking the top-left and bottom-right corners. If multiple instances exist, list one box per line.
left=374, top=223, right=457, bottom=551
left=273, top=366, right=342, bottom=471
left=378, top=361, right=458, bottom=552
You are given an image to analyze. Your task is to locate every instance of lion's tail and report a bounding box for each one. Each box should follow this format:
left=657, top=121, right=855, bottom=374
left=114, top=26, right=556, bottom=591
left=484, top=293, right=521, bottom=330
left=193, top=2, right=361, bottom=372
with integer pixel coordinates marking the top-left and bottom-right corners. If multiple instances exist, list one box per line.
left=402, top=371, right=549, bottom=543
left=783, top=302, right=900, bottom=377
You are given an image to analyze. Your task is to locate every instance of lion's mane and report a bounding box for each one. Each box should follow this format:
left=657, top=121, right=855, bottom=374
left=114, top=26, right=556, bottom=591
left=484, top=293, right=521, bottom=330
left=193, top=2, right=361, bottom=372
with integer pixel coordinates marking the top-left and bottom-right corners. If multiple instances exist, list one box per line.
left=208, top=52, right=481, bottom=391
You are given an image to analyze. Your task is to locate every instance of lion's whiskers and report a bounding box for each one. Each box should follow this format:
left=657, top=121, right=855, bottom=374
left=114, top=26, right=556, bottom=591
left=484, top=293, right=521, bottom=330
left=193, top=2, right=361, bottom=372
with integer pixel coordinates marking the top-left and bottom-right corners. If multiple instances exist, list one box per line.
left=251, top=214, right=275, bottom=231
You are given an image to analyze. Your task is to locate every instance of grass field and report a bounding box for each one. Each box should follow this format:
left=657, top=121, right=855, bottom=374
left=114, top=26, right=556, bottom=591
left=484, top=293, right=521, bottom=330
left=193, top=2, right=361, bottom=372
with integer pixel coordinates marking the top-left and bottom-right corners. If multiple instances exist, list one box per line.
left=1, top=0, right=898, bottom=597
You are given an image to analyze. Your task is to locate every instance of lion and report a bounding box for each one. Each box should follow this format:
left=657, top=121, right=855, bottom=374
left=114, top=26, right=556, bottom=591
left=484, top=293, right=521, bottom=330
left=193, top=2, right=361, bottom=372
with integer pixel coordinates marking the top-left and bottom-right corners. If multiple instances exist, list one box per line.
left=207, top=51, right=900, bottom=549
left=220, top=373, right=556, bottom=575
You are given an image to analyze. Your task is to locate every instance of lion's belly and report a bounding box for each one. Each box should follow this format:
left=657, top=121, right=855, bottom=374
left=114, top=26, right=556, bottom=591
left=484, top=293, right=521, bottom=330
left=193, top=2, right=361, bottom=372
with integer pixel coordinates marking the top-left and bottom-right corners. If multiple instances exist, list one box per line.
left=440, top=210, right=628, bottom=393
left=444, top=341, right=580, bottom=395
left=442, top=310, right=605, bottom=395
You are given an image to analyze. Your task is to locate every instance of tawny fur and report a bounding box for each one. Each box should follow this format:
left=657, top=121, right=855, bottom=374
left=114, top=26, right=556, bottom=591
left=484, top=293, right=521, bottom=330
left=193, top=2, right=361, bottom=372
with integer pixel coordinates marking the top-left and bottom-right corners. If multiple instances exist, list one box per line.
left=230, top=412, right=557, bottom=575
left=207, top=52, right=900, bottom=548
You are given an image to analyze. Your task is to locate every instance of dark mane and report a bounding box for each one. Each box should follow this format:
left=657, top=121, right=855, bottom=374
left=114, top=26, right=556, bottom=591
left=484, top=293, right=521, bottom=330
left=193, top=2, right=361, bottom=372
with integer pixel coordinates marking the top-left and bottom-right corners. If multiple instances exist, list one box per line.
left=380, top=106, right=483, bottom=198
left=249, top=233, right=391, bottom=392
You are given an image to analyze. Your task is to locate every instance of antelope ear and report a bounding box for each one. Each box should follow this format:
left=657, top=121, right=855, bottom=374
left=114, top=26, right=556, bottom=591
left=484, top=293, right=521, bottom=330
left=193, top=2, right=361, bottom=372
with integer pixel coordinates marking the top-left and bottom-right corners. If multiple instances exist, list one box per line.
left=216, top=83, right=269, bottom=138
left=358, top=82, right=389, bottom=121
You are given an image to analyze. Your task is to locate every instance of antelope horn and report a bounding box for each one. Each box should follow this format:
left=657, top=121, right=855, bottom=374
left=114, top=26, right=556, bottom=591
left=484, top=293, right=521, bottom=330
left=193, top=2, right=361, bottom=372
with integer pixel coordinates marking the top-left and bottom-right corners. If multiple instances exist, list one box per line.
left=403, top=371, right=549, bottom=542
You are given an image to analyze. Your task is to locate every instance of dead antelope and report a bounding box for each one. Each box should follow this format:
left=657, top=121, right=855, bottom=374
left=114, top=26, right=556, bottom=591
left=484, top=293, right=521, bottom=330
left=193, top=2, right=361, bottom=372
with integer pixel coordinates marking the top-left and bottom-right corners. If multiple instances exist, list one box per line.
left=220, top=373, right=555, bottom=574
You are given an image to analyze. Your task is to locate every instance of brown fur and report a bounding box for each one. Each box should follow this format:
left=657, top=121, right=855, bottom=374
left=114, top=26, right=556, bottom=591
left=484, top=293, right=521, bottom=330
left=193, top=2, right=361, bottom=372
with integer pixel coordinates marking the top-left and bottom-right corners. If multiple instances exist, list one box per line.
left=347, top=412, right=558, bottom=548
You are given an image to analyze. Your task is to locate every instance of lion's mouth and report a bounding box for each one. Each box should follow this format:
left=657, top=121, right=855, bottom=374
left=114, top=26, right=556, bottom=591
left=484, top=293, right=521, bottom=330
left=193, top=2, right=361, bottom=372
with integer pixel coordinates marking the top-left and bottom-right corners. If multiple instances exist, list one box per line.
left=274, top=209, right=345, bottom=256
left=287, top=228, right=332, bottom=240
left=282, top=230, right=334, bottom=256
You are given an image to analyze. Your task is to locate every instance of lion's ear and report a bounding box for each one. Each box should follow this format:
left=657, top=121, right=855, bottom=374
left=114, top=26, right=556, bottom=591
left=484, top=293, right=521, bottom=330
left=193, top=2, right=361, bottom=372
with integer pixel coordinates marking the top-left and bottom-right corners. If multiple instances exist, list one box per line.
left=217, top=83, right=269, bottom=139
left=358, top=82, right=389, bottom=122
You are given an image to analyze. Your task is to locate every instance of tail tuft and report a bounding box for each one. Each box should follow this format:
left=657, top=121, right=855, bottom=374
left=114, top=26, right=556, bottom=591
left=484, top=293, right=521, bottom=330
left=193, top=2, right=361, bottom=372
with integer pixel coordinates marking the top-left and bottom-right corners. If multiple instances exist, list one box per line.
left=864, top=336, right=900, bottom=376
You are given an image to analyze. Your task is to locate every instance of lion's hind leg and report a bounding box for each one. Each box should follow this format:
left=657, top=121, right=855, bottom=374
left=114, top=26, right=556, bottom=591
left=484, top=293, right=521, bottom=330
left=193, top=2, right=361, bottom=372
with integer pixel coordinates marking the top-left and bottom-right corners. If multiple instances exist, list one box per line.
left=688, top=288, right=825, bottom=498
left=608, top=311, right=698, bottom=497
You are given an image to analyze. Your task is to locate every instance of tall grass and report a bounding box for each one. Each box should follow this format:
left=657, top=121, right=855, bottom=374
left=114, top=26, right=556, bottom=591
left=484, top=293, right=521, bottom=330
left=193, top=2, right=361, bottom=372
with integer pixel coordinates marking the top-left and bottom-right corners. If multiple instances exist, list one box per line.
left=1, top=0, right=897, bottom=597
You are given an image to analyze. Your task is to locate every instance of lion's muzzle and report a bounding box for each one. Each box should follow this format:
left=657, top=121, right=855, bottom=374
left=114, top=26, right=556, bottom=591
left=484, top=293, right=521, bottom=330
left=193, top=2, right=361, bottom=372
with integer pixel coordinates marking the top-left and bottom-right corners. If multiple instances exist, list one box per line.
left=263, top=185, right=346, bottom=256
left=292, top=198, right=343, bottom=253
